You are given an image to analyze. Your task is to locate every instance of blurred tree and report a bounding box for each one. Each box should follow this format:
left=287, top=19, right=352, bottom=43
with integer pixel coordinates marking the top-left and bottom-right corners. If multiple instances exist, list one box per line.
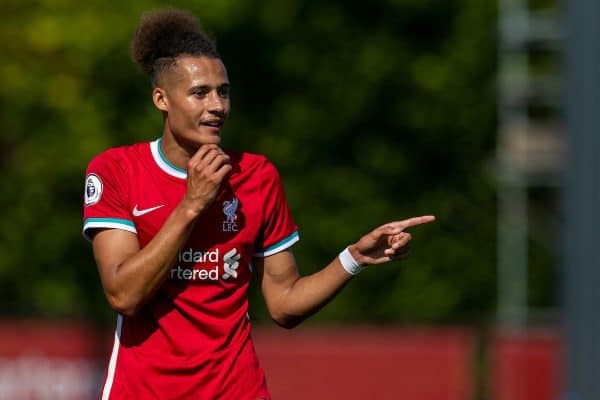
left=0, top=0, right=503, bottom=324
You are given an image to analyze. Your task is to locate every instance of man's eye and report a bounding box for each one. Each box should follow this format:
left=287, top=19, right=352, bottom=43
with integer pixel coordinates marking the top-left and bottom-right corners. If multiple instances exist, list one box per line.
left=218, top=87, right=230, bottom=98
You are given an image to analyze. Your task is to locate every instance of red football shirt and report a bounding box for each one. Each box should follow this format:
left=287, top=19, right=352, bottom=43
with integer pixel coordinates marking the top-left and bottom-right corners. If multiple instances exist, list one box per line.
left=83, top=139, right=299, bottom=400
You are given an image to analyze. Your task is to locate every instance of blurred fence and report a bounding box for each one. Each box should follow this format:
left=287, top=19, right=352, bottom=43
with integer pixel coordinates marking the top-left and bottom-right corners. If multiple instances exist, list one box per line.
left=0, top=321, right=560, bottom=400
left=489, top=328, right=562, bottom=400
left=254, top=327, right=474, bottom=400
left=0, top=320, right=109, bottom=399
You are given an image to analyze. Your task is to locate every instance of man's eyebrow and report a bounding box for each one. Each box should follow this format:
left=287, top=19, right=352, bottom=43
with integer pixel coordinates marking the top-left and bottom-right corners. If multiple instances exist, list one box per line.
left=189, top=83, right=230, bottom=91
left=189, top=84, right=210, bottom=91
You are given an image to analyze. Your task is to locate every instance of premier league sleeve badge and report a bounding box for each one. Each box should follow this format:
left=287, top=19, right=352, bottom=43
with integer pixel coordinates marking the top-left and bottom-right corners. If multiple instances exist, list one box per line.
left=84, top=173, right=103, bottom=206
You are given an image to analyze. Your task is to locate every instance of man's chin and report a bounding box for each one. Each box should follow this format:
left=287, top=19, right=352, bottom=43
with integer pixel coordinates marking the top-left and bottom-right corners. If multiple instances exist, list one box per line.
left=187, top=132, right=222, bottom=147
left=200, top=129, right=223, bottom=144
left=202, top=135, right=222, bottom=146
left=175, top=136, right=220, bottom=156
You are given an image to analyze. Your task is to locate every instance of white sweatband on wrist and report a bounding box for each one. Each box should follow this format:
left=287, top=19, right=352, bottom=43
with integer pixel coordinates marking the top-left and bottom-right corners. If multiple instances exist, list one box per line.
left=339, top=247, right=366, bottom=276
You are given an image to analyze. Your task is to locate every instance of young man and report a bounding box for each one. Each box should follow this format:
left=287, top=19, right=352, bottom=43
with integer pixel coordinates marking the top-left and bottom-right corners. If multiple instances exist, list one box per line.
left=83, top=7, right=434, bottom=399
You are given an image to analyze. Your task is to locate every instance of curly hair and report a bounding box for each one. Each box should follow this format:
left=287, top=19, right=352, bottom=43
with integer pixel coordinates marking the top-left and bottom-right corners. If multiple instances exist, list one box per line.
left=130, top=7, right=220, bottom=85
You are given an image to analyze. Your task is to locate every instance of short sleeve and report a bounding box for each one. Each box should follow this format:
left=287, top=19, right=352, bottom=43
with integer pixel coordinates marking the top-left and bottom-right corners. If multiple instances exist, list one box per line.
left=82, top=152, right=136, bottom=241
left=254, top=160, right=299, bottom=257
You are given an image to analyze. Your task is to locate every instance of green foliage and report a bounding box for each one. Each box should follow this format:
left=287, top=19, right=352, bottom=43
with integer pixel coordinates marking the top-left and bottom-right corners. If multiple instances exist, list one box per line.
left=0, top=0, right=507, bottom=324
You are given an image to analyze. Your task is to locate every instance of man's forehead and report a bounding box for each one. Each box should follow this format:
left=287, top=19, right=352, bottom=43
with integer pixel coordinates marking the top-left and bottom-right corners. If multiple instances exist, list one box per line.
left=159, top=56, right=228, bottom=90
left=177, top=57, right=228, bottom=81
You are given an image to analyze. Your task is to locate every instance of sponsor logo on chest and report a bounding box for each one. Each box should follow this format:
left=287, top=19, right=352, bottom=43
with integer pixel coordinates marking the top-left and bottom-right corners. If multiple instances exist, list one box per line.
left=170, top=247, right=245, bottom=281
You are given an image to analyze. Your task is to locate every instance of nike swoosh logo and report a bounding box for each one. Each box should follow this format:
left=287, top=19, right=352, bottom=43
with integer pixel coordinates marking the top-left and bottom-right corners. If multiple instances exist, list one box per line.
left=133, top=204, right=165, bottom=217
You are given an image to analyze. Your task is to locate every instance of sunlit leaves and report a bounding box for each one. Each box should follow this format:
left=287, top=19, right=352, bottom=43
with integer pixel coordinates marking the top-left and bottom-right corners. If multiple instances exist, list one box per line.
left=0, top=0, right=502, bottom=323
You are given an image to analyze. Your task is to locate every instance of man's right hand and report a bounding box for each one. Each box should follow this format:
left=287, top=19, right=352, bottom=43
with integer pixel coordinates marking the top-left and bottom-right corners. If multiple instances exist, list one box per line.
left=182, top=144, right=232, bottom=216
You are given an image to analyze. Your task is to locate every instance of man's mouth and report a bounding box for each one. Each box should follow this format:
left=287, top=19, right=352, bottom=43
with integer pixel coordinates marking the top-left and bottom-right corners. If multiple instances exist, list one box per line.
left=200, top=119, right=224, bottom=128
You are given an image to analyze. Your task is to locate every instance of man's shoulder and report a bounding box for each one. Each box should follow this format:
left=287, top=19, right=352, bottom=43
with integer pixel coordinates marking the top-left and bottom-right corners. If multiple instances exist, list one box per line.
left=226, top=149, right=266, bottom=163
left=87, top=141, right=151, bottom=169
left=225, top=149, right=279, bottom=175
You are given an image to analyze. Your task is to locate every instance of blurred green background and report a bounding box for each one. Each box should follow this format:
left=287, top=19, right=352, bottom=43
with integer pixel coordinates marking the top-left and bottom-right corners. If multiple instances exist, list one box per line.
left=0, top=0, right=557, bottom=327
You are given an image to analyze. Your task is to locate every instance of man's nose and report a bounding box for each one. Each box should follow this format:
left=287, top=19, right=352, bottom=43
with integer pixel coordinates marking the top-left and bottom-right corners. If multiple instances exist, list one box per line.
left=207, top=91, right=226, bottom=113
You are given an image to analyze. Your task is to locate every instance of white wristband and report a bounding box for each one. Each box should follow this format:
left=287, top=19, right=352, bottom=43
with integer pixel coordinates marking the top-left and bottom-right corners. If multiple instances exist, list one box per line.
left=339, top=247, right=366, bottom=276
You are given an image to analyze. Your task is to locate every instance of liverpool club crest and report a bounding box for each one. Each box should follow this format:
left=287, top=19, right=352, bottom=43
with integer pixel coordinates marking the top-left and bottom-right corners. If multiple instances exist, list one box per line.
left=222, top=197, right=239, bottom=232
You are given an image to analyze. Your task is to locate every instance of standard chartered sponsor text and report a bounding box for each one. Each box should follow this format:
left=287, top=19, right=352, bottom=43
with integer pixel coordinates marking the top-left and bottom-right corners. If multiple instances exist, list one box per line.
left=170, top=265, right=220, bottom=280
left=177, top=248, right=219, bottom=263
left=171, top=247, right=240, bottom=281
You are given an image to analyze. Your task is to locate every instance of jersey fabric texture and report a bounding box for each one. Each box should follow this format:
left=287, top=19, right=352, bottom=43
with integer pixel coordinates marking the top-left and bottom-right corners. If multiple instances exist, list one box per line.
left=83, top=138, right=299, bottom=400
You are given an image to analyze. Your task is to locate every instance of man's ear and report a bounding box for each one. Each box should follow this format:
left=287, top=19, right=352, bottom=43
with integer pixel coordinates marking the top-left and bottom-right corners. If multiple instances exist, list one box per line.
left=152, top=87, right=169, bottom=112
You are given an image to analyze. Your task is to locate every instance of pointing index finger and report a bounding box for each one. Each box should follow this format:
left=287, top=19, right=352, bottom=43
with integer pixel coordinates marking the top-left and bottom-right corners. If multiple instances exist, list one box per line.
left=392, top=215, right=436, bottom=231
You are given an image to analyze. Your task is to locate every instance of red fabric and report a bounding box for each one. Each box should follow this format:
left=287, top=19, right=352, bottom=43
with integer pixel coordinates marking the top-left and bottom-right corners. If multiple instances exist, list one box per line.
left=83, top=140, right=298, bottom=399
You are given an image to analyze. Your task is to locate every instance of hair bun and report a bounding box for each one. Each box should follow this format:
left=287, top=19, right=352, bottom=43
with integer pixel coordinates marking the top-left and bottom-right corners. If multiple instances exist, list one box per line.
left=130, top=7, right=217, bottom=76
